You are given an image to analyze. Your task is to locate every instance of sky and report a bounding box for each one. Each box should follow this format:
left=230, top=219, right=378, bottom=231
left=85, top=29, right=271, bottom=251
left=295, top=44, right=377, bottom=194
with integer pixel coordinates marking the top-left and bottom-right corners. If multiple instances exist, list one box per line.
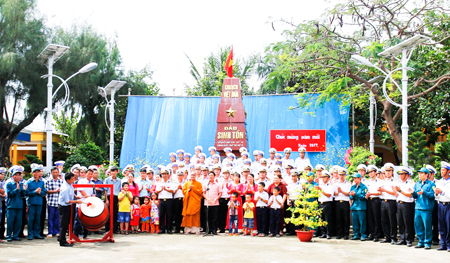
left=36, top=0, right=332, bottom=95
left=24, top=0, right=333, bottom=130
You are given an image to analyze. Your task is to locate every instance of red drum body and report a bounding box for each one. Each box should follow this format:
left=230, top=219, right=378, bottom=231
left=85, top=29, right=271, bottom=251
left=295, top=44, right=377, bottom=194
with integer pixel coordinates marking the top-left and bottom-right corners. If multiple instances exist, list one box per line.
left=78, top=197, right=109, bottom=231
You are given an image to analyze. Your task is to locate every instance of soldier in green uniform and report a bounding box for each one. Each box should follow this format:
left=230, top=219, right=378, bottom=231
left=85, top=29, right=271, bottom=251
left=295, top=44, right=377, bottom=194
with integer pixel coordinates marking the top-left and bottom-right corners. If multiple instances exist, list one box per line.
left=350, top=173, right=368, bottom=241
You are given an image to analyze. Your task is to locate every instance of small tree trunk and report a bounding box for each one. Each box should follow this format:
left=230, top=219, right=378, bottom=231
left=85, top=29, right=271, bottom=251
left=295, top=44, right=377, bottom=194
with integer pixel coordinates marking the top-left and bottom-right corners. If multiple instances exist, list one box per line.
left=0, top=136, right=13, bottom=167
left=382, top=102, right=402, bottom=156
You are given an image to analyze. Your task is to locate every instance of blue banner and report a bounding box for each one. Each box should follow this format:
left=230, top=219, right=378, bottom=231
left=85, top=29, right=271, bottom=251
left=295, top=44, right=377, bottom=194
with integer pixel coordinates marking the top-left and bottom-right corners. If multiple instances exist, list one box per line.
left=120, top=94, right=350, bottom=170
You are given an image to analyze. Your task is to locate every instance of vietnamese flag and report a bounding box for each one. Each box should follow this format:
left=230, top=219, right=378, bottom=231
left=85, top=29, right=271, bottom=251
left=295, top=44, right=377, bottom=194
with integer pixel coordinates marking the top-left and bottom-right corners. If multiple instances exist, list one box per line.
left=224, top=46, right=233, bottom=78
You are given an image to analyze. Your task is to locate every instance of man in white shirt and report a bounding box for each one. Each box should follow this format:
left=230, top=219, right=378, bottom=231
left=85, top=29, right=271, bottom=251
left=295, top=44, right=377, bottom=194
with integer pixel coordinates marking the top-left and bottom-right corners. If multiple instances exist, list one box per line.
left=434, top=161, right=450, bottom=251
left=155, top=168, right=175, bottom=234
left=285, top=170, right=302, bottom=235
left=317, top=170, right=334, bottom=239
left=393, top=166, right=415, bottom=247
left=267, top=148, right=277, bottom=169
left=254, top=182, right=269, bottom=236
left=256, top=168, right=271, bottom=190
left=379, top=163, right=398, bottom=244
left=282, top=148, right=294, bottom=168
left=365, top=165, right=383, bottom=242
left=173, top=170, right=185, bottom=233
left=294, top=146, right=311, bottom=172
left=334, top=168, right=351, bottom=239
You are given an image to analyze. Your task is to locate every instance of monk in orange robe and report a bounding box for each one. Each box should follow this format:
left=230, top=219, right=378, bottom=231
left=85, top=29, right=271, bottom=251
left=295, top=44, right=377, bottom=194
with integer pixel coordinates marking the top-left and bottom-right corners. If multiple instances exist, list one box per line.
left=181, top=173, right=203, bottom=234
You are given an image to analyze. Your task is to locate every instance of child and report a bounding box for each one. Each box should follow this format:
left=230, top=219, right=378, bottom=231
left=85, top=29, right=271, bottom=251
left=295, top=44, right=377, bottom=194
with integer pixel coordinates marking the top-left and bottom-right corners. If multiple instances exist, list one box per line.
left=268, top=186, right=283, bottom=237
left=118, top=182, right=133, bottom=235
left=150, top=192, right=160, bottom=234
left=254, top=182, right=269, bottom=237
left=140, top=196, right=151, bottom=233
left=243, top=193, right=255, bottom=236
left=228, top=192, right=240, bottom=236
left=130, top=196, right=141, bottom=233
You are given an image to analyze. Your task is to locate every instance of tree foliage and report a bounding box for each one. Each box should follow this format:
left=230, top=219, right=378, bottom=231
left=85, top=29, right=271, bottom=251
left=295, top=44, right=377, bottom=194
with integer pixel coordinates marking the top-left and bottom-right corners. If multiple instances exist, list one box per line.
left=0, top=0, right=47, bottom=164
left=259, top=0, right=450, bottom=161
left=185, top=47, right=256, bottom=96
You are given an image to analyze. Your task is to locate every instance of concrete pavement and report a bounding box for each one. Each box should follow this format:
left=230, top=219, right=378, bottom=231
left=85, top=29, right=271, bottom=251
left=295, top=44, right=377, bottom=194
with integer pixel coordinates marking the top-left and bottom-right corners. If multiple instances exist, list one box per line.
left=2, top=233, right=449, bottom=263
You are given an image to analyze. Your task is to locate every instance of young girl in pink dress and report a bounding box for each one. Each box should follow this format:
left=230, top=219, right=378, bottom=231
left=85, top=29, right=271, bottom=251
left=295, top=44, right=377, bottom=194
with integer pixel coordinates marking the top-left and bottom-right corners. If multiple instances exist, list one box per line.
left=150, top=192, right=160, bottom=234
left=130, top=196, right=141, bottom=233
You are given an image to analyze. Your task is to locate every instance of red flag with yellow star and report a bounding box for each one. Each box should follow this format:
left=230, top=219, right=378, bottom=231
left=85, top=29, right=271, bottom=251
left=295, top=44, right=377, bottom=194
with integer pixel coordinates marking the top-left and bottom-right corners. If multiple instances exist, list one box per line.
left=224, top=46, right=233, bottom=78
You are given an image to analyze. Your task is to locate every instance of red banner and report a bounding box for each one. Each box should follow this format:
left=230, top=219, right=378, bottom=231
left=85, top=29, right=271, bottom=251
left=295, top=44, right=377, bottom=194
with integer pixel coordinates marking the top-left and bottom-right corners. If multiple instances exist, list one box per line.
left=270, top=130, right=326, bottom=152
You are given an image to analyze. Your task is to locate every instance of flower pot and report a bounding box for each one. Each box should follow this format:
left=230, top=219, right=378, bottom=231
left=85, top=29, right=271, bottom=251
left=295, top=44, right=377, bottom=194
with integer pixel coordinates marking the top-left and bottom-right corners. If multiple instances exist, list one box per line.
left=295, top=230, right=315, bottom=242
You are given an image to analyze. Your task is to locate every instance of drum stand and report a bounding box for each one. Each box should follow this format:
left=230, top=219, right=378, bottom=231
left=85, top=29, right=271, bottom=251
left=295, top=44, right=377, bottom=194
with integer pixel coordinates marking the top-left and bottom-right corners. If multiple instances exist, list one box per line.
left=68, top=184, right=115, bottom=244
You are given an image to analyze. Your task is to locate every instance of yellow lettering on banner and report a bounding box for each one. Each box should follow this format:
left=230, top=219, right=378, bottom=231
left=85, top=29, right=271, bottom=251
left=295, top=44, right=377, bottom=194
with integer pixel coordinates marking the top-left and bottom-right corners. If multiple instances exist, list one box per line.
left=231, top=91, right=239, bottom=97
left=224, top=85, right=239, bottom=90
left=224, top=126, right=238, bottom=131
left=224, top=91, right=231, bottom=98
left=218, top=132, right=232, bottom=139
left=232, top=132, right=244, bottom=139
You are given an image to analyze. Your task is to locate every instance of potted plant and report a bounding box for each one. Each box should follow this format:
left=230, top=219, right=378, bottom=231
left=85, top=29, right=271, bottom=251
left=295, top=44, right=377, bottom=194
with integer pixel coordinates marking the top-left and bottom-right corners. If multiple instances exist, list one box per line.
left=285, top=174, right=327, bottom=242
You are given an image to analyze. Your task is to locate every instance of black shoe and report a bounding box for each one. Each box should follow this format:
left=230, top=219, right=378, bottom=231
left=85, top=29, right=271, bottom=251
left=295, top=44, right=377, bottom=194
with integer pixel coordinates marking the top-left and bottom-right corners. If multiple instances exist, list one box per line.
left=212, top=231, right=218, bottom=235
left=366, top=236, right=373, bottom=241
left=432, top=240, right=440, bottom=246
left=381, top=239, right=391, bottom=243
left=18, top=234, right=26, bottom=238
left=12, top=237, right=22, bottom=241
left=27, top=237, right=34, bottom=240
left=167, top=230, right=173, bottom=234
left=34, top=235, right=44, bottom=239
left=320, top=234, right=327, bottom=238
left=158, top=230, right=165, bottom=234
left=415, top=245, right=425, bottom=248
left=327, top=235, right=331, bottom=239
left=407, top=242, right=413, bottom=247
left=60, top=243, right=73, bottom=247
left=343, top=236, right=349, bottom=240
left=391, top=240, right=396, bottom=245
left=373, top=238, right=380, bottom=242
left=313, top=233, right=319, bottom=237
left=174, top=230, right=180, bottom=234
left=424, top=246, right=431, bottom=250
left=437, top=246, right=447, bottom=251
left=396, top=241, right=406, bottom=245
left=336, top=236, right=342, bottom=239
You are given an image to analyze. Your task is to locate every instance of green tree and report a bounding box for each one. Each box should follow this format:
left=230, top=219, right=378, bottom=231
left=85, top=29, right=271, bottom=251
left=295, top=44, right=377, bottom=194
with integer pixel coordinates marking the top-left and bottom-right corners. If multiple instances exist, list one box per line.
left=407, top=131, right=434, bottom=176
left=185, top=47, right=256, bottom=96
left=259, top=0, right=450, bottom=160
left=0, top=0, right=48, bottom=164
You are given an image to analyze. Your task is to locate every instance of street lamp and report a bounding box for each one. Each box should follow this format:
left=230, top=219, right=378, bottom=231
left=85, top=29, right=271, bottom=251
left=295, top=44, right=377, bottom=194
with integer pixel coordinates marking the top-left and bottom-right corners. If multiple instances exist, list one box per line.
left=38, top=44, right=98, bottom=172
left=98, top=80, right=127, bottom=164
left=351, top=34, right=431, bottom=165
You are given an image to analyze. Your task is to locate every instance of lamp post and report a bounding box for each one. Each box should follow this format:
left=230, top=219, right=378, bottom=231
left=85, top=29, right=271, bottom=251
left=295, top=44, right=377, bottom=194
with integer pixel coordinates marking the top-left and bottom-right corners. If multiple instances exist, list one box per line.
left=98, top=80, right=127, bottom=164
left=38, top=44, right=98, bottom=172
left=351, top=35, right=431, bottom=165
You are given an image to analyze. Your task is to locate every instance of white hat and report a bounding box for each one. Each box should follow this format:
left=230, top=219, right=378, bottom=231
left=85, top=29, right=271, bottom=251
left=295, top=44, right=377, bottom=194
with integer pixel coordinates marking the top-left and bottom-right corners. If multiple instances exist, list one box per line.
left=260, top=158, right=267, bottom=164
left=176, top=149, right=185, bottom=154
left=239, top=147, right=247, bottom=153
left=315, top=164, right=325, bottom=171
left=440, top=161, right=450, bottom=170
left=384, top=163, right=395, bottom=171
left=70, top=164, right=81, bottom=173
left=338, top=168, right=348, bottom=175
left=269, top=148, right=277, bottom=154
left=161, top=168, right=170, bottom=174
left=54, top=160, right=65, bottom=166
left=224, top=147, right=232, bottom=153
left=275, top=153, right=282, bottom=159
left=194, top=146, right=203, bottom=152
left=259, top=167, right=267, bottom=173
left=253, top=150, right=259, bottom=156
left=322, top=170, right=331, bottom=177
left=208, top=146, right=217, bottom=152
left=357, top=164, right=367, bottom=172
left=367, top=165, right=377, bottom=172
left=124, top=164, right=134, bottom=172
left=330, top=165, right=341, bottom=173
left=298, top=146, right=306, bottom=153
left=425, top=164, right=437, bottom=174
left=169, top=152, right=176, bottom=157
left=284, top=147, right=292, bottom=153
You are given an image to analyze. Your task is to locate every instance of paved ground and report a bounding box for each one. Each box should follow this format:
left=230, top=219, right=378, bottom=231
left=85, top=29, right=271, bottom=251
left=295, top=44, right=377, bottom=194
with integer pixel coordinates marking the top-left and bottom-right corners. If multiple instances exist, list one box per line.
left=2, top=233, right=449, bottom=263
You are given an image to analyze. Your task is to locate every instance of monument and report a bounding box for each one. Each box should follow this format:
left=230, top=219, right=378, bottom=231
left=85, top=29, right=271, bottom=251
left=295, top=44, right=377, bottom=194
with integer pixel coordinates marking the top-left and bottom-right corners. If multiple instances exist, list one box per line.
left=214, top=47, right=247, bottom=154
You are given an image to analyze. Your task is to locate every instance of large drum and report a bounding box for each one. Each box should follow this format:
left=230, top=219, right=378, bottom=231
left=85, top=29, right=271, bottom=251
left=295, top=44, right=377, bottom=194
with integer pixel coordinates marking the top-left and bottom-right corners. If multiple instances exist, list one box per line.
left=78, top=197, right=109, bottom=231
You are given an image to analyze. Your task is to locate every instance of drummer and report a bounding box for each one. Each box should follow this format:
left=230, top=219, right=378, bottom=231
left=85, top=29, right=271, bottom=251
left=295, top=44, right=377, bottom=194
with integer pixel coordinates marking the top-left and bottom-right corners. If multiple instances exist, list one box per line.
left=74, top=168, right=95, bottom=239
left=58, top=172, right=82, bottom=247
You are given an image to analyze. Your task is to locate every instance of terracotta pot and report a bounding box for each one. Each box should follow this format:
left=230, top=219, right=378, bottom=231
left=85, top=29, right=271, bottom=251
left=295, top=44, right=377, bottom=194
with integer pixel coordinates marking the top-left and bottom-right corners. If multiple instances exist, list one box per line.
left=295, top=229, right=315, bottom=242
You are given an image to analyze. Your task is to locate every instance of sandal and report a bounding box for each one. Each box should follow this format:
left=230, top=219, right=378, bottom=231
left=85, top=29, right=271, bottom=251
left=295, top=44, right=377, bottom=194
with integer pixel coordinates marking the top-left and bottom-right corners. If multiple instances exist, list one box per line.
left=125, top=231, right=129, bottom=235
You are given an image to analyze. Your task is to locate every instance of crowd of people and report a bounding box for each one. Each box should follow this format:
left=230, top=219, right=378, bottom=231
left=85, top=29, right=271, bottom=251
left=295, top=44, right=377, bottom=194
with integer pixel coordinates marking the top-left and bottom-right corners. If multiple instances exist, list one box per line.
left=0, top=145, right=449, bottom=251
